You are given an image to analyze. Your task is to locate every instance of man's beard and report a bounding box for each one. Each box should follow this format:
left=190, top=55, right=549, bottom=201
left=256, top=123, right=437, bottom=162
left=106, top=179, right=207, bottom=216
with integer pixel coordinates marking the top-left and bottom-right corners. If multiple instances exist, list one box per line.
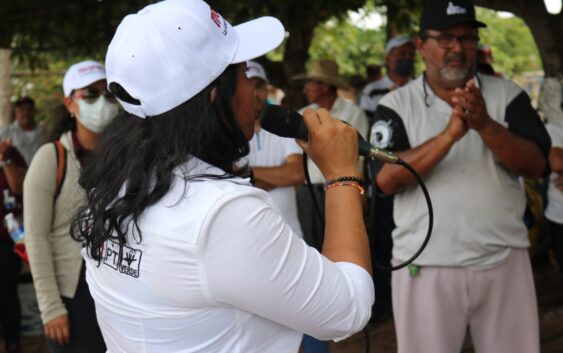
left=439, top=54, right=475, bottom=87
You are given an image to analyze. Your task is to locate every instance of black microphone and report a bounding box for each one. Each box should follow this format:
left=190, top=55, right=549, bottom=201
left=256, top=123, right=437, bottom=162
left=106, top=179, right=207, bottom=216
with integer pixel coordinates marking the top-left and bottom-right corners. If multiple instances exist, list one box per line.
left=260, top=104, right=399, bottom=164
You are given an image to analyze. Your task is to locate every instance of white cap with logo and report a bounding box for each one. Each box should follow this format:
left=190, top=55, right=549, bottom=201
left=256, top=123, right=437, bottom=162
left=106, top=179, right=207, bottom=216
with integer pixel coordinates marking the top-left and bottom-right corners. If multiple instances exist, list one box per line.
left=385, top=35, right=413, bottom=55
left=63, top=60, right=107, bottom=97
left=106, top=0, right=285, bottom=118
left=246, top=61, right=268, bottom=83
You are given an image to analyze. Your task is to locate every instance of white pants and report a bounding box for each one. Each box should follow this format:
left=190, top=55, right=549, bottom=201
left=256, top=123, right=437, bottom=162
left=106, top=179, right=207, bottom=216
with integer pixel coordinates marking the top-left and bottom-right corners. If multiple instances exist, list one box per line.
left=392, top=248, right=539, bottom=353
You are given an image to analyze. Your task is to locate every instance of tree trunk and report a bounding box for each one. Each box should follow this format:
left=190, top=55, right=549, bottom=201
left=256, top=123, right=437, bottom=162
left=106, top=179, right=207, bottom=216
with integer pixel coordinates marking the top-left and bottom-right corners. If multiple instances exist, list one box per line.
left=0, top=48, right=12, bottom=129
left=474, top=0, right=563, bottom=122
left=280, top=25, right=316, bottom=109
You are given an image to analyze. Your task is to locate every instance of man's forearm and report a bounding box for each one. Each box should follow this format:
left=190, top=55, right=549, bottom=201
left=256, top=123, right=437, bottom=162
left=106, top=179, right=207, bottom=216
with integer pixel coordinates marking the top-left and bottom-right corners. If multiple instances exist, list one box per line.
left=478, top=120, right=547, bottom=179
left=252, top=155, right=304, bottom=187
left=377, top=132, right=455, bottom=195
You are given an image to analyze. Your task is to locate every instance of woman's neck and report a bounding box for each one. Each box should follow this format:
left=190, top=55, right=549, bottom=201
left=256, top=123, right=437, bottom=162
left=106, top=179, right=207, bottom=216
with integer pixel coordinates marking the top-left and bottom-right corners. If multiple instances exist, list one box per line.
left=75, top=124, right=99, bottom=151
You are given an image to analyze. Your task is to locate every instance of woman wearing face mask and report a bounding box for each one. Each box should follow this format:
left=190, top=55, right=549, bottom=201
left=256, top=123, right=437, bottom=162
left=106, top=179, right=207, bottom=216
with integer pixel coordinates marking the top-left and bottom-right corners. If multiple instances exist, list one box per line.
left=23, top=60, right=118, bottom=353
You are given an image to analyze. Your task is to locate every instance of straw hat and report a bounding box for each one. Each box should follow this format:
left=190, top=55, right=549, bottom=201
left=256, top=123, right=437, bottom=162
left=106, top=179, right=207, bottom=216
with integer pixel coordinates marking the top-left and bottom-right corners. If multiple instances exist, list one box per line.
left=292, top=60, right=349, bottom=89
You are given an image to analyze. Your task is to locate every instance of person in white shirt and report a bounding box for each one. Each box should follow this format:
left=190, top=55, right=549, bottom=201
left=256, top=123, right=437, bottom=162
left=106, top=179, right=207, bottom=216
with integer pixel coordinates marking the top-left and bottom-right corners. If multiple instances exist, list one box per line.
left=70, top=1, right=374, bottom=353
left=545, top=121, right=563, bottom=287
left=360, top=35, right=416, bottom=323
left=291, top=59, right=369, bottom=353
left=374, top=0, right=550, bottom=352
left=359, top=35, right=415, bottom=124
left=292, top=59, right=368, bottom=251
left=0, top=97, right=46, bottom=167
left=244, top=61, right=304, bottom=237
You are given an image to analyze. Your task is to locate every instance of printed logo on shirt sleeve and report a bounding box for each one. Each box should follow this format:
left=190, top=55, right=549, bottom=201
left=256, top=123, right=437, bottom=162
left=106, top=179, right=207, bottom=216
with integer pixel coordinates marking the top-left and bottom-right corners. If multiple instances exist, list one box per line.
left=103, top=240, right=142, bottom=278
left=371, top=105, right=411, bottom=151
left=370, top=120, right=393, bottom=148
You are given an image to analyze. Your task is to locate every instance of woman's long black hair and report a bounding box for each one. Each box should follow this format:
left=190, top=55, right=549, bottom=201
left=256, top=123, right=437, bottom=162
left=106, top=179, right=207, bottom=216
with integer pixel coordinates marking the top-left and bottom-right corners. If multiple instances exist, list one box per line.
left=48, top=104, right=76, bottom=142
left=71, top=64, right=248, bottom=262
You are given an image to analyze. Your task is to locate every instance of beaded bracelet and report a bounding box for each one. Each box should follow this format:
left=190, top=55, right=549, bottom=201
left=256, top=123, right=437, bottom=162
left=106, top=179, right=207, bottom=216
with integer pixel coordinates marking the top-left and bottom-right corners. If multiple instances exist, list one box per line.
left=324, top=176, right=364, bottom=188
left=323, top=181, right=365, bottom=195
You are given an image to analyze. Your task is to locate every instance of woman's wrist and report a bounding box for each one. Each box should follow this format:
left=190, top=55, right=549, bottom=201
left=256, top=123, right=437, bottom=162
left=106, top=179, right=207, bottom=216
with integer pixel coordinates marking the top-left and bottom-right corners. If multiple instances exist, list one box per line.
left=323, top=176, right=365, bottom=194
left=324, top=181, right=365, bottom=195
left=322, top=169, right=361, bottom=181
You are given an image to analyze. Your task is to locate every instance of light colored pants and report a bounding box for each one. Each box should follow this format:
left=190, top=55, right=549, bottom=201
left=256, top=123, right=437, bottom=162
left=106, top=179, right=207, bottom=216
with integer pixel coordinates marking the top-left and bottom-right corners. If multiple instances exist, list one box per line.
left=392, top=248, right=539, bottom=353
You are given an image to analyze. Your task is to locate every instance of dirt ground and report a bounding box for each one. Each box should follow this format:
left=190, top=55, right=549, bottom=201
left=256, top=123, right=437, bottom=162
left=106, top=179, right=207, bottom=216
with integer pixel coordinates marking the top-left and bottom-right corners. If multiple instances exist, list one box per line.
left=2, top=262, right=562, bottom=353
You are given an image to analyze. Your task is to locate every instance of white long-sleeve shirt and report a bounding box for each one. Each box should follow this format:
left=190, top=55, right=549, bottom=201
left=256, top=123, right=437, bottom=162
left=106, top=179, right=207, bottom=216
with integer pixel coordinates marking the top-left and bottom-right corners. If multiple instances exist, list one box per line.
left=84, top=158, right=374, bottom=353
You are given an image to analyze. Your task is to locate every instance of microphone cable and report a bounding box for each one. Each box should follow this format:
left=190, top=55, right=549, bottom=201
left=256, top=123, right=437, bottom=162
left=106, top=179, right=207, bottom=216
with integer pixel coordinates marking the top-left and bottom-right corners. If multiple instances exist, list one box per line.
left=303, top=154, right=433, bottom=271
left=302, top=153, right=433, bottom=353
left=367, top=157, right=433, bottom=271
left=261, top=105, right=433, bottom=351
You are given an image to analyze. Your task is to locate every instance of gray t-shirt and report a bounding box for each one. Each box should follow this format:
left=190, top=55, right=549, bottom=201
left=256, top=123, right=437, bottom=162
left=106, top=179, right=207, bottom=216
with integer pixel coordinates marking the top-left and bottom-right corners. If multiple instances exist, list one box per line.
left=0, top=121, right=46, bottom=165
left=374, top=74, right=550, bottom=269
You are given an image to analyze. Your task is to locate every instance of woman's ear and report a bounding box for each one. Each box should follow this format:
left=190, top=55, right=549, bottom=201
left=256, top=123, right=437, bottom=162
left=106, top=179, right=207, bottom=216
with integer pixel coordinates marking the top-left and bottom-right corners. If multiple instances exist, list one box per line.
left=210, top=87, right=217, bottom=103
left=64, top=96, right=77, bottom=118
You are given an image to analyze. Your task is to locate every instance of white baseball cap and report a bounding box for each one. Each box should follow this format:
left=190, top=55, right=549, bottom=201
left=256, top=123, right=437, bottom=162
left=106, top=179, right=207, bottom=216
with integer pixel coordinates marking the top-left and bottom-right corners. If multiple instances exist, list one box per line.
left=106, top=0, right=285, bottom=118
left=385, top=35, right=413, bottom=55
left=246, top=61, right=268, bottom=83
left=63, top=60, right=107, bottom=97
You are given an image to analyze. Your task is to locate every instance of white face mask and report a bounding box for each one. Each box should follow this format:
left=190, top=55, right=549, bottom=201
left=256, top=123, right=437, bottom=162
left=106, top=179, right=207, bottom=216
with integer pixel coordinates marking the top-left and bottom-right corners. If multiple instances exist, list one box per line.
left=77, top=97, right=120, bottom=134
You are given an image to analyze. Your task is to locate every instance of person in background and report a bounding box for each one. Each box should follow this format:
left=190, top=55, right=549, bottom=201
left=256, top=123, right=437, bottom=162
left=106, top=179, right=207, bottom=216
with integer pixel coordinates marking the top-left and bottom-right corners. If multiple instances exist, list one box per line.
left=0, top=97, right=47, bottom=166
left=361, top=36, right=417, bottom=324
left=0, top=96, right=46, bottom=353
left=545, top=120, right=563, bottom=287
left=293, top=59, right=368, bottom=250
left=476, top=44, right=496, bottom=75
left=359, top=36, right=416, bottom=124
left=244, top=60, right=304, bottom=237
left=292, top=59, right=369, bottom=353
left=373, top=0, right=550, bottom=352
left=0, top=166, right=24, bottom=353
left=24, top=60, right=118, bottom=353
left=69, top=1, right=373, bottom=352
left=366, top=64, right=382, bottom=84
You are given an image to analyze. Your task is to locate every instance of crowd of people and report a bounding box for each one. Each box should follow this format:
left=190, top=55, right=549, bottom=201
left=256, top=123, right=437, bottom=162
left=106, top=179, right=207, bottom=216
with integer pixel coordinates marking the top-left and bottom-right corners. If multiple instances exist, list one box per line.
left=0, top=0, right=561, bottom=352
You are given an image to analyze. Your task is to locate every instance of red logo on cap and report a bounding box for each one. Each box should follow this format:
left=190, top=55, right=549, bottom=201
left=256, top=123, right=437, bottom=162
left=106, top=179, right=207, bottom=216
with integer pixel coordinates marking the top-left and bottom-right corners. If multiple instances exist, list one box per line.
left=210, top=9, right=222, bottom=28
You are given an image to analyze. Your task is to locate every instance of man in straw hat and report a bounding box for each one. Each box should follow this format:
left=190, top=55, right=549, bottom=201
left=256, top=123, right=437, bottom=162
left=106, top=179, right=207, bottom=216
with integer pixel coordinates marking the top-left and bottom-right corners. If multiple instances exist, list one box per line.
left=373, top=0, right=550, bottom=352
left=293, top=59, right=368, bottom=252
left=292, top=59, right=368, bottom=353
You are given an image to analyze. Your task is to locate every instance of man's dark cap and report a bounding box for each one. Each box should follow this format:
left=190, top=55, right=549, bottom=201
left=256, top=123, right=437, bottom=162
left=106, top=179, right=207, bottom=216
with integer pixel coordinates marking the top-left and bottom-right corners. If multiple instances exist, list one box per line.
left=14, top=96, right=35, bottom=107
left=419, top=0, right=486, bottom=33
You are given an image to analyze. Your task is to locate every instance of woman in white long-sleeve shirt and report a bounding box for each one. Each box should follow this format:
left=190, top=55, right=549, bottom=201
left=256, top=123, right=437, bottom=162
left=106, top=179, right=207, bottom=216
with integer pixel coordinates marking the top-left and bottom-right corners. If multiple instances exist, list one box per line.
left=70, top=1, right=374, bottom=352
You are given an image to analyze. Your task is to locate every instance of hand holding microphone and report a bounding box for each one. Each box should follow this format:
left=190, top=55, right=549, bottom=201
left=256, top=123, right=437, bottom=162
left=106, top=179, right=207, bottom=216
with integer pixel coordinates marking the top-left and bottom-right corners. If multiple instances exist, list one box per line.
left=297, top=108, right=360, bottom=180
left=260, top=105, right=432, bottom=272
left=260, top=104, right=399, bottom=164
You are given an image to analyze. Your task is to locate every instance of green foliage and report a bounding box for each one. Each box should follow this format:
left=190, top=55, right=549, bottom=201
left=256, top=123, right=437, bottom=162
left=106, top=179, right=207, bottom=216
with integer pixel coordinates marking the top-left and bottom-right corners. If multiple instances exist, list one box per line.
left=308, top=6, right=386, bottom=78
left=11, top=60, right=69, bottom=125
left=307, top=5, right=542, bottom=81
left=6, top=0, right=153, bottom=69
left=5, top=0, right=544, bottom=124
left=375, top=0, right=425, bottom=36
left=209, top=0, right=365, bottom=28
left=476, top=7, right=542, bottom=77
